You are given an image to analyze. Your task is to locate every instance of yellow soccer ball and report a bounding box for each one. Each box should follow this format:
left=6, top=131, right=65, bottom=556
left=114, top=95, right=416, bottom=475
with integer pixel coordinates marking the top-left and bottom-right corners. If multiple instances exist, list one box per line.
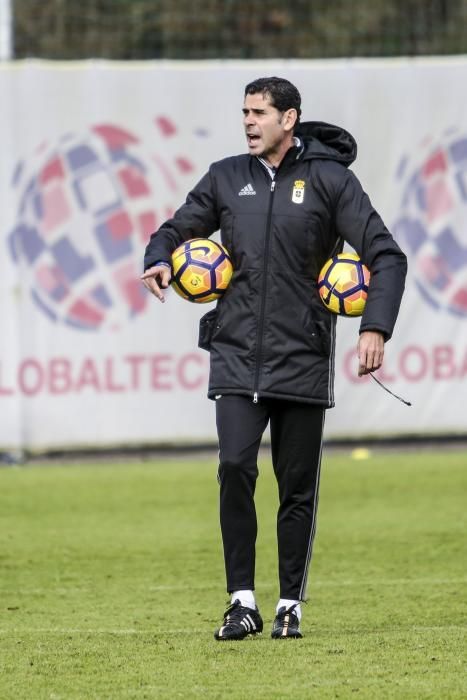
left=318, top=252, right=370, bottom=317
left=171, top=238, right=233, bottom=303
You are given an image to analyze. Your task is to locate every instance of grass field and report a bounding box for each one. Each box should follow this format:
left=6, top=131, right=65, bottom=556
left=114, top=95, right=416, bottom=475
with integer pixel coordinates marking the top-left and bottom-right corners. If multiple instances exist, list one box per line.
left=0, top=449, right=466, bottom=699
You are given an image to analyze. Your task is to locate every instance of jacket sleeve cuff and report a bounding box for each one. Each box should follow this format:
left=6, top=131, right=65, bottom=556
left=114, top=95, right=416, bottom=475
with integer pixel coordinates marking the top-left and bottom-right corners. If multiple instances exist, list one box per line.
left=358, top=326, right=390, bottom=342
left=144, top=259, right=171, bottom=271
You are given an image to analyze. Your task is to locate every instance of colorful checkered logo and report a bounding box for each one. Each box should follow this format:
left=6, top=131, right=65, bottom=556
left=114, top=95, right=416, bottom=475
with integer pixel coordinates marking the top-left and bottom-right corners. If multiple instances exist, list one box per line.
left=8, top=120, right=198, bottom=330
left=393, top=130, right=467, bottom=318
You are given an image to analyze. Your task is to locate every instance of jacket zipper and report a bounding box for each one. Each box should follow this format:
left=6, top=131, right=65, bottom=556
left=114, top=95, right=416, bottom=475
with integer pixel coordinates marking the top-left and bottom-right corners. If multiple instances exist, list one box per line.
left=253, top=179, right=276, bottom=403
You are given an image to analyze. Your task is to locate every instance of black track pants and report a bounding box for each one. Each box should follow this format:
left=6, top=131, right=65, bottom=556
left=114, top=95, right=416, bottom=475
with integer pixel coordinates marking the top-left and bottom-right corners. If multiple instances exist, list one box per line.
left=215, top=395, right=325, bottom=601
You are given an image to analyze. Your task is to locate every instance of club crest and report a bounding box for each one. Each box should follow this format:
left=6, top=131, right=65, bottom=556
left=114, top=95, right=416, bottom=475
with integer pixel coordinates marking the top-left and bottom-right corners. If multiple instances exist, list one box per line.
left=292, top=179, right=305, bottom=204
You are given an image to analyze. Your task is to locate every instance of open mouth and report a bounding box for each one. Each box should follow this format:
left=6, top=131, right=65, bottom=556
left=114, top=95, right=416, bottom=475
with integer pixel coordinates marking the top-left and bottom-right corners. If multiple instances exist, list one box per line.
left=247, top=134, right=260, bottom=147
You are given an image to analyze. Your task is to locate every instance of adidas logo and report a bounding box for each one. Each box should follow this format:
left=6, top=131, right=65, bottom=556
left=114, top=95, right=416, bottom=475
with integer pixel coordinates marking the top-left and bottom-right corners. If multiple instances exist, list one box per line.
left=238, top=183, right=256, bottom=196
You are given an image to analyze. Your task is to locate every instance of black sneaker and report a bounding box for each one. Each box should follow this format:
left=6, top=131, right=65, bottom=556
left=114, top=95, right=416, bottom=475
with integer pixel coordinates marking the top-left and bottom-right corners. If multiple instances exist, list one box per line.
left=214, top=599, right=263, bottom=641
left=271, top=604, right=303, bottom=639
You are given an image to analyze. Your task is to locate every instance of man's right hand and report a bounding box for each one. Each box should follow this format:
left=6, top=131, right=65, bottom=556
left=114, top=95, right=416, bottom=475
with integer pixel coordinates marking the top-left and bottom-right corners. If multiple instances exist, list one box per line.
left=140, top=264, right=172, bottom=303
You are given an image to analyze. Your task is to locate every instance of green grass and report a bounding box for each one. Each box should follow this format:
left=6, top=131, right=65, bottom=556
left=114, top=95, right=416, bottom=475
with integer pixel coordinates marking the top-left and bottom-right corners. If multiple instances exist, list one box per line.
left=0, top=449, right=466, bottom=699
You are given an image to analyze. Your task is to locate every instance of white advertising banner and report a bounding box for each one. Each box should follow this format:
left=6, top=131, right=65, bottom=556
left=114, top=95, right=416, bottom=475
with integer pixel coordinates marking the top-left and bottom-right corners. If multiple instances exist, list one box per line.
left=0, top=58, right=466, bottom=451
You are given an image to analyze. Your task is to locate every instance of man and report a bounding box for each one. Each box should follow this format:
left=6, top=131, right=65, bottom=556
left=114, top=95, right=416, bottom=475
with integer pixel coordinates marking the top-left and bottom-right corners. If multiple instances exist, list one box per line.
left=142, top=77, right=407, bottom=640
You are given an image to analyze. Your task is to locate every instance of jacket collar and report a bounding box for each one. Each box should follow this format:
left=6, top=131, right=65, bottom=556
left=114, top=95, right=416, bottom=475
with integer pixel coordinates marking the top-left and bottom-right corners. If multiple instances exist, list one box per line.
left=256, top=137, right=305, bottom=177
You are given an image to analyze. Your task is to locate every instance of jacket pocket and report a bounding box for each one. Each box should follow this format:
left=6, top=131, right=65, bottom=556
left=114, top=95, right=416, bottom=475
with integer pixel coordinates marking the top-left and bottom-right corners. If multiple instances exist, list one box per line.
left=198, top=308, right=219, bottom=351
left=303, top=312, right=331, bottom=357
left=314, top=319, right=331, bottom=356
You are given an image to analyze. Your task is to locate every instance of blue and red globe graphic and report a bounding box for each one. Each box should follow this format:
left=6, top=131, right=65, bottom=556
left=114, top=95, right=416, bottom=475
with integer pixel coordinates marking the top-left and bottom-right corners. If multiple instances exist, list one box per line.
left=8, top=120, right=197, bottom=330
left=393, top=130, right=467, bottom=318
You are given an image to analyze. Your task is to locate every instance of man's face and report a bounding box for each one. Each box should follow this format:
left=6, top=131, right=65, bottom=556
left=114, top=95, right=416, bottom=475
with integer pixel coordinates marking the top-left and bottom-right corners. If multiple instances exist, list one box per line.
left=243, top=92, right=292, bottom=162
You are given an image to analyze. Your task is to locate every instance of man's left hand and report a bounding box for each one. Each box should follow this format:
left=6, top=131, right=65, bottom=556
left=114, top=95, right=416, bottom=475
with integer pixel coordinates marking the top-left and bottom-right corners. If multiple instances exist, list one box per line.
left=357, top=331, right=385, bottom=376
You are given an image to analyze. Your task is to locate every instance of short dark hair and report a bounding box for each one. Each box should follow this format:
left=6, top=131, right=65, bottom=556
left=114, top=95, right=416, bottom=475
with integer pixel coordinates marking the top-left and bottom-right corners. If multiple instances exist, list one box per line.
left=244, top=77, right=302, bottom=123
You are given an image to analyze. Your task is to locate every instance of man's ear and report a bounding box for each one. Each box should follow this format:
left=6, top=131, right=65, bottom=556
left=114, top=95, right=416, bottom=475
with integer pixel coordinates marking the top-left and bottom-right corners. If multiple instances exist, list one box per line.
left=283, top=108, right=298, bottom=132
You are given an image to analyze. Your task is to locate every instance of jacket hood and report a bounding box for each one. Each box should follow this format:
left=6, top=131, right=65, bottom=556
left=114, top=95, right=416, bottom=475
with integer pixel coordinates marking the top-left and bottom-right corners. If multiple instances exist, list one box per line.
left=295, top=121, right=357, bottom=166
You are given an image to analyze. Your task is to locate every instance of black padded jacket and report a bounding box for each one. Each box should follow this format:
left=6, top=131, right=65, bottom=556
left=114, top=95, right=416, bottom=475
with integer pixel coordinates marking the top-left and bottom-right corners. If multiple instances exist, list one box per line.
left=144, top=121, right=407, bottom=406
